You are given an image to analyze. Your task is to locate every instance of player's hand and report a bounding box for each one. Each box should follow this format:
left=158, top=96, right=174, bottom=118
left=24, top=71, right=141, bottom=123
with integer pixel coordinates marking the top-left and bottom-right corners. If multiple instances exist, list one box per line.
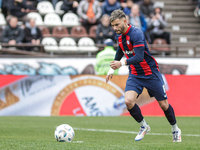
left=106, top=68, right=114, bottom=83
left=106, top=74, right=113, bottom=83
left=110, top=61, right=121, bottom=70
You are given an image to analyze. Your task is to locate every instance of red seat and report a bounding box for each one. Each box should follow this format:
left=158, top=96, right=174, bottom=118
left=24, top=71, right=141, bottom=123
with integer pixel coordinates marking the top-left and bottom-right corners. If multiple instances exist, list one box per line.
left=38, top=26, right=51, bottom=37
left=70, top=26, right=88, bottom=38
left=89, top=25, right=97, bottom=38
left=52, top=26, right=70, bottom=38
left=151, top=38, right=170, bottom=51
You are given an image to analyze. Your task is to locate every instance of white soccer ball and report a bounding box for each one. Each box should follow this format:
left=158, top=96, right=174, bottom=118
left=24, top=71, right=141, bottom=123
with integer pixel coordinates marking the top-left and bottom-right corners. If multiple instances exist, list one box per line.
left=54, top=124, right=75, bottom=142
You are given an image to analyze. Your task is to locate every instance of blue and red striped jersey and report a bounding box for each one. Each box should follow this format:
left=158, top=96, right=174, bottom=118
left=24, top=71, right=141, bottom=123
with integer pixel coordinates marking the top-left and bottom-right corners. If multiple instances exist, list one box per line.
left=114, top=25, right=159, bottom=76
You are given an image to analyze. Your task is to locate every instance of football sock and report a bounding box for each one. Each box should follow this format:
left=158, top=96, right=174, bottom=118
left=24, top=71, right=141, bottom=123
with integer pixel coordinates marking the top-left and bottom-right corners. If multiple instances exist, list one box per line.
left=139, top=119, right=148, bottom=127
left=171, top=123, right=179, bottom=132
left=164, top=104, right=177, bottom=125
left=128, top=104, right=144, bottom=123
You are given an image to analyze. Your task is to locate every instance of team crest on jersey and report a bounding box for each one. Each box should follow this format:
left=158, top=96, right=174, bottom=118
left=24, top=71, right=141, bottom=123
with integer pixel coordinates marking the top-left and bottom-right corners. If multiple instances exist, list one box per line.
left=127, top=40, right=130, bottom=45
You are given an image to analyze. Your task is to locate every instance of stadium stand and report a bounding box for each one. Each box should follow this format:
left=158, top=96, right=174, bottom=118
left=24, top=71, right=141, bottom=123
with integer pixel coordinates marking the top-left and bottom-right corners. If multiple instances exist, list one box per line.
left=161, top=0, right=200, bottom=50
left=41, top=37, right=58, bottom=52
left=62, top=12, right=80, bottom=27
left=44, top=13, right=62, bottom=27
left=78, top=37, right=99, bottom=52
left=52, top=26, right=70, bottom=38
left=55, top=1, right=64, bottom=15
left=0, top=0, right=199, bottom=57
left=89, top=25, right=98, bottom=38
left=59, top=37, right=78, bottom=51
left=27, top=12, right=44, bottom=26
left=37, top=1, right=54, bottom=16
left=0, top=13, right=6, bottom=26
left=151, top=38, right=170, bottom=53
left=38, top=26, right=51, bottom=37
left=70, top=26, right=88, bottom=38
left=0, top=26, right=3, bottom=37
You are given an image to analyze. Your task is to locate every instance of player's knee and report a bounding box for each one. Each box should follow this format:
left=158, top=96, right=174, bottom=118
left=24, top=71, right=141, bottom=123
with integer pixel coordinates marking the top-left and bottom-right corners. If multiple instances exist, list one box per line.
left=159, top=102, right=169, bottom=111
left=125, top=97, right=135, bottom=107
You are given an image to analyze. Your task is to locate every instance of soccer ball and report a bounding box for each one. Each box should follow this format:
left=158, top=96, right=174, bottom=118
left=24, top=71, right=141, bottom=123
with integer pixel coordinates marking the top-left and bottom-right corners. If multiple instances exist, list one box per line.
left=54, top=124, right=75, bottom=142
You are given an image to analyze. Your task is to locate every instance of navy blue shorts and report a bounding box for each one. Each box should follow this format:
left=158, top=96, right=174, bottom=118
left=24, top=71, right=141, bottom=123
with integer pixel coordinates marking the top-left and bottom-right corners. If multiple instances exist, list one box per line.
left=125, top=71, right=168, bottom=101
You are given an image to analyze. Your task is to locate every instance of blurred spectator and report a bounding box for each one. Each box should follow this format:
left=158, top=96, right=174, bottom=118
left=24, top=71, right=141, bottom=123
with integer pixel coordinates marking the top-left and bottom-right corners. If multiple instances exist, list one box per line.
left=1, top=16, right=24, bottom=44
left=118, top=0, right=127, bottom=8
left=123, top=0, right=134, bottom=15
left=117, top=0, right=141, bottom=5
left=194, top=0, right=200, bottom=17
left=38, top=0, right=58, bottom=8
left=1, top=0, right=7, bottom=17
left=139, top=0, right=154, bottom=20
left=77, top=0, right=102, bottom=31
left=102, top=0, right=121, bottom=16
left=26, top=0, right=38, bottom=8
left=7, top=0, right=31, bottom=23
left=148, top=2, right=170, bottom=44
left=126, top=15, right=130, bottom=24
left=95, top=39, right=119, bottom=75
left=96, top=14, right=115, bottom=44
left=129, top=4, right=147, bottom=33
left=23, top=18, right=43, bottom=50
left=61, top=0, right=79, bottom=14
left=0, top=0, right=2, bottom=11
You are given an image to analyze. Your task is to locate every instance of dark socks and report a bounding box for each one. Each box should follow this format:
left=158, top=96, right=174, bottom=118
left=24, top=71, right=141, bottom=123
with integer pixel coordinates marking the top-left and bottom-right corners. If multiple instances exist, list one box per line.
left=164, top=104, right=176, bottom=125
left=128, top=104, right=143, bottom=123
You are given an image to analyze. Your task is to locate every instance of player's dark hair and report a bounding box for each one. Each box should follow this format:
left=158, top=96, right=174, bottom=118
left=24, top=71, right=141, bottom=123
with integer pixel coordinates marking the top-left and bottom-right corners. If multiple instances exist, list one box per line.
left=110, top=9, right=126, bottom=23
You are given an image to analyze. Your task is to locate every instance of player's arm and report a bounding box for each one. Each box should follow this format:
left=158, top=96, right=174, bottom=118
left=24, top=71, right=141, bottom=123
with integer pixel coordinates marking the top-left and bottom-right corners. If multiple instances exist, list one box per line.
left=114, top=46, right=124, bottom=61
left=125, top=31, right=145, bottom=65
left=110, top=46, right=124, bottom=70
left=126, top=46, right=144, bottom=65
left=106, top=46, right=124, bottom=83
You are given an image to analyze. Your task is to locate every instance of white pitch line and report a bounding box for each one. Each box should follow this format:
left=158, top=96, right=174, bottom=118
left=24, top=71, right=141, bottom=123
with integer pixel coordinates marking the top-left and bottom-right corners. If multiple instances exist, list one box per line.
left=74, top=128, right=200, bottom=137
left=72, top=141, right=84, bottom=143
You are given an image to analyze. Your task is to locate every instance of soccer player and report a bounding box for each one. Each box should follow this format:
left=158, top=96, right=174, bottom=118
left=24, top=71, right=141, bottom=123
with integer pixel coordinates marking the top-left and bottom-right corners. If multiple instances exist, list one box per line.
left=106, top=9, right=181, bottom=142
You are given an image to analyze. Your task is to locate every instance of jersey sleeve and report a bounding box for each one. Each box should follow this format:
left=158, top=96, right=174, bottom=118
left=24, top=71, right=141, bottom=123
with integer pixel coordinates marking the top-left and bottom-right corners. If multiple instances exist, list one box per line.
left=126, top=29, right=145, bottom=65
left=114, top=46, right=124, bottom=61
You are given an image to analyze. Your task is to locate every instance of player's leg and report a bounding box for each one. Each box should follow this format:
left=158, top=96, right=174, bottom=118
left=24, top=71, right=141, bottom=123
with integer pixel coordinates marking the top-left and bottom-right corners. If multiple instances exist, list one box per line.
left=125, top=90, right=143, bottom=122
left=125, top=76, right=151, bottom=141
left=125, top=90, right=150, bottom=141
left=157, top=99, right=181, bottom=142
left=146, top=72, right=181, bottom=142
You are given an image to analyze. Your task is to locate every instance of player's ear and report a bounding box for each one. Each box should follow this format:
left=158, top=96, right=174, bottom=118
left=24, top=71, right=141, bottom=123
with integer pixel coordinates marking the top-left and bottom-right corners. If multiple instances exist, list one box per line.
left=124, top=18, right=127, bottom=24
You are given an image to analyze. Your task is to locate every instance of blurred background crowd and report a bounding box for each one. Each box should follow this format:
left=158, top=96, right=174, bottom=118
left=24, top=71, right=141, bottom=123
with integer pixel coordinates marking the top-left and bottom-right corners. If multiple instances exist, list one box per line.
left=0, top=0, right=199, bottom=54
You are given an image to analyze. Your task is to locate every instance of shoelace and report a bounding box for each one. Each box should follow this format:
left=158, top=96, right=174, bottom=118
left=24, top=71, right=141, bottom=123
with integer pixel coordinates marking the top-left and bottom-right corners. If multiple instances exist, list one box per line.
left=139, top=127, right=145, bottom=135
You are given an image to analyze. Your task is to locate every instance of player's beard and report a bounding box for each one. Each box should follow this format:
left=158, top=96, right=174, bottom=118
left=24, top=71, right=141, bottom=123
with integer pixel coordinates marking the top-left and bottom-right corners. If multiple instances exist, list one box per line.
left=116, top=24, right=125, bottom=34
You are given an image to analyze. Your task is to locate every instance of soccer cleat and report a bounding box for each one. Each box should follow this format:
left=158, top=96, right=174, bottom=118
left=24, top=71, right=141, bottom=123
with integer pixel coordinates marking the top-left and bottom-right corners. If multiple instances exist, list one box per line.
left=172, top=128, right=181, bottom=142
left=135, top=125, right=151, bottom=141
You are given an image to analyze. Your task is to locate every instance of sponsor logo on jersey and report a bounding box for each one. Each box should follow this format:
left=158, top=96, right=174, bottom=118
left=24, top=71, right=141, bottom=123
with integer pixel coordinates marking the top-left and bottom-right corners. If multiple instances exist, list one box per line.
left=123, top=49, right=134, bottom=54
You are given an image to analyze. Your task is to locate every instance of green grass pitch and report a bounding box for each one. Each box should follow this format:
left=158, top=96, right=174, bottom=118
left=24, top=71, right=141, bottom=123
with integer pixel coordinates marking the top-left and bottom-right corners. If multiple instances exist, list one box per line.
left=0, top=116, right=200, bottom=150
